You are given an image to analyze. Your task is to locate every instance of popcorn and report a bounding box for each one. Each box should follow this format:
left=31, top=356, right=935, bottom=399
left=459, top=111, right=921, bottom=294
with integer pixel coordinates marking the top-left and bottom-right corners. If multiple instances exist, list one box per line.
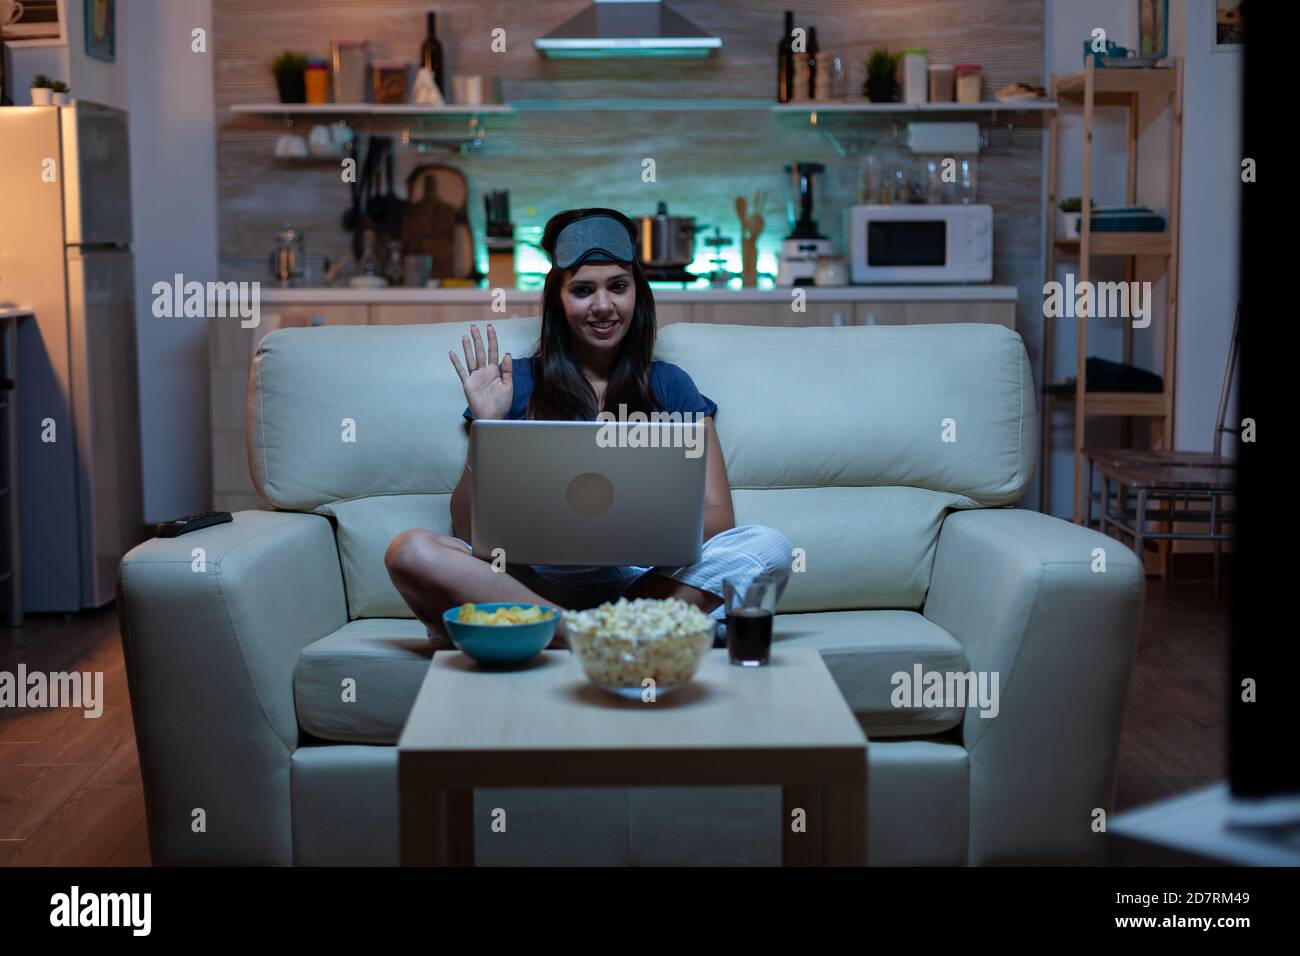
left=563, top=597, right=714, bottom=691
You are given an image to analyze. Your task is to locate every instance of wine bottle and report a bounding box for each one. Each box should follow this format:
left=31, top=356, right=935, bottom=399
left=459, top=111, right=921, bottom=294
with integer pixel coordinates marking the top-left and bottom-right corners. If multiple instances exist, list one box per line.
left=776, top=10, right=794, bottom=103
left=420, top=11, right=445, bottom=97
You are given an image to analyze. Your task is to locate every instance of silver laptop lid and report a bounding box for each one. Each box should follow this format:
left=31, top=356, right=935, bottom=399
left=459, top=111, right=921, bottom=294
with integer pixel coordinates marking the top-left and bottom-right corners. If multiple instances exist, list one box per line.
left=470, top=420, right=707, bottom=566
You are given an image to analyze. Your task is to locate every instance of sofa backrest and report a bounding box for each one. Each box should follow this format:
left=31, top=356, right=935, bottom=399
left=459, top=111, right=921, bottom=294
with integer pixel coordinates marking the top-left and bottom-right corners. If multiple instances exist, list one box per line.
left=248, top=319, right=1035, bottom=617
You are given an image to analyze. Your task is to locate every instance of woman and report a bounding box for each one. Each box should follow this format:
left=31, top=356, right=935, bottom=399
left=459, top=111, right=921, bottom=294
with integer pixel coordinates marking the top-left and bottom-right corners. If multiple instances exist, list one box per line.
left=385, top=207, right=792, bottom=647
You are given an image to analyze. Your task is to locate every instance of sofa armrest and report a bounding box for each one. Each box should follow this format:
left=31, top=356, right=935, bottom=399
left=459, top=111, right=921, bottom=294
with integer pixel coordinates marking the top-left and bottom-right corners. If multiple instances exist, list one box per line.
left=923, top=508, right=1144, bottom=864
left=118, top=510, right=348, bottom=865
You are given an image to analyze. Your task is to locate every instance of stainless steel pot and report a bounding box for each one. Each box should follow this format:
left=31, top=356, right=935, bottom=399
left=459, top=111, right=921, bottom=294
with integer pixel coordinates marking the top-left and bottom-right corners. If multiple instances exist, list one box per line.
left=636, top=201, right=697, bottom=268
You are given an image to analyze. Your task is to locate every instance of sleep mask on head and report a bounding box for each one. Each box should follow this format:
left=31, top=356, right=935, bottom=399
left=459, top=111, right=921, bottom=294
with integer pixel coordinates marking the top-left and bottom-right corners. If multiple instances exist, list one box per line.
left=552, top=215, right=637, bottom=270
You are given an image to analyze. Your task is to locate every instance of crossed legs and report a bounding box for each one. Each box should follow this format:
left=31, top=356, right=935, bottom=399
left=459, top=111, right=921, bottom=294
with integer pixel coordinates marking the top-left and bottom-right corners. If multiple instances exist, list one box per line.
left=384, top=529, right=722, bottom=647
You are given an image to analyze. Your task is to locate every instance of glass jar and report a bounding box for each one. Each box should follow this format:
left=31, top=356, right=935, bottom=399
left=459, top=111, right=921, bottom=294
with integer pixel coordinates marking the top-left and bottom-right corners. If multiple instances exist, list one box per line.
left=955, top=64, right=982, bottom=104
left=957, top=157, right=978, bottom=204
left=358, top=229, right=382, bottom=279
left=861, top=153, right=883, bottom=204
left=330, top=39, right=368, bottom=104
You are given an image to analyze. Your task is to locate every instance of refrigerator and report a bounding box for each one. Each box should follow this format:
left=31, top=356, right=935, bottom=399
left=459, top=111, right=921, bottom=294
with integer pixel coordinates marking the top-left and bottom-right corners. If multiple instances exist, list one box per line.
left=0, top=102, right=143, bottom=613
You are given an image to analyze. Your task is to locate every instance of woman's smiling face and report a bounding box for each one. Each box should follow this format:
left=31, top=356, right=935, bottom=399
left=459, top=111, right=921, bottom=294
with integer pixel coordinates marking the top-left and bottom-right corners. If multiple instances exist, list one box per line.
left=561, top=262, right=635, bottom=357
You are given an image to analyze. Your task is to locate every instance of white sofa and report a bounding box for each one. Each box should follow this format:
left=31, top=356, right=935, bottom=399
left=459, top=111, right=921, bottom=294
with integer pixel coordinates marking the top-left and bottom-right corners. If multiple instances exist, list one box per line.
left=118, top=318, right=1143, bottom=865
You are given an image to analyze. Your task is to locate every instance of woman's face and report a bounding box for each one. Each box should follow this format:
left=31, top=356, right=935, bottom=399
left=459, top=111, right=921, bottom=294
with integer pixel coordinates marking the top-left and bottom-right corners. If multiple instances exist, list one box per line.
left=560, top=262, right=635, bottom=359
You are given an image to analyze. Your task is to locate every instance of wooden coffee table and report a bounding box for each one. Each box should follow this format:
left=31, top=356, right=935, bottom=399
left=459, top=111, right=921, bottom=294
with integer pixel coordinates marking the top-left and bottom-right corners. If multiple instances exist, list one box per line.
left=398, top=648, right=867, bottom=866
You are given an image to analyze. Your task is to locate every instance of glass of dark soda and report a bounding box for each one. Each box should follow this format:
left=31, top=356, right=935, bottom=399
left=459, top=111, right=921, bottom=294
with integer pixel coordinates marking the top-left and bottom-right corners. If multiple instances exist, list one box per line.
left=724, top=574, right=777, bottom=666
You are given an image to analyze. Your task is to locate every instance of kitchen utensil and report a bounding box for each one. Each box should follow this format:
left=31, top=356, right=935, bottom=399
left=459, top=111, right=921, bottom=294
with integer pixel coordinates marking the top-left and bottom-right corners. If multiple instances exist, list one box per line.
left=403, top=163, right=474, bottom=280
left=736, top=190, right=765, bottom=288
left=380, top=145, right=404, bottom=236
left=703, top=227, right=734, bottom=287
left=636, top=201, right=697, bottom=270
left=368, top=141, right=391, bottom=224
left=268, top=223, right=305, bottom=285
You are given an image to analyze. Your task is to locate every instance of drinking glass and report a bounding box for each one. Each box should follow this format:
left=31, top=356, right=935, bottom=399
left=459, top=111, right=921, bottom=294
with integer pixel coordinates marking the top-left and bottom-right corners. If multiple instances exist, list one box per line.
left=724, top=574, right=778, bottom=666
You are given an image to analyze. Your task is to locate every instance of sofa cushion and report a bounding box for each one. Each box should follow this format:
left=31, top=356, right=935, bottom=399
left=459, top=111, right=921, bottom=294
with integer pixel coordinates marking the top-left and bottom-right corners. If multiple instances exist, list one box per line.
left=317, top=494, right=450, bottom=618
left=295, top=619, right=432, bottom=744
left=294, top=612, right=970, bottom=744
left=654, top=321, right=1035, bottom=505
left=773, top=609, right=970, bottom=736
left=248, top=319, right=1034, bottom=512
left=321, top=485, right=963, bottom=620
left=733, top=486, right=964, bottom=611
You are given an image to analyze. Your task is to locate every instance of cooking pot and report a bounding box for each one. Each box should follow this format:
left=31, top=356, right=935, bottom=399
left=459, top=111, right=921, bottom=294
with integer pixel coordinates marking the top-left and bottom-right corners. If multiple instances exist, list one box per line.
left=636, top=201, right=697, bottom=268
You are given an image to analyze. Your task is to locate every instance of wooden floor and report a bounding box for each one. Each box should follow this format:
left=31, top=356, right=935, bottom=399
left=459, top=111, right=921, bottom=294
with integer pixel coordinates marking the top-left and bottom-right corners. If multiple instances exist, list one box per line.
left=1, top=571, right=1228, bottom=866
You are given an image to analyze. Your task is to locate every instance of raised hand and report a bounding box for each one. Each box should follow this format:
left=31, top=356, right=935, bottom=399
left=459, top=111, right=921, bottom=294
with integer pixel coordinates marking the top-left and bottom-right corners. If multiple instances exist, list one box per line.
left=449, top=323, right=513, bottom=421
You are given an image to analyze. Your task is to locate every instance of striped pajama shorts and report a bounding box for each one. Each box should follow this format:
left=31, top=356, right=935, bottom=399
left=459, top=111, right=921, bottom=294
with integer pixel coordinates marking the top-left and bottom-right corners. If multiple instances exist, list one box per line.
left=452, top=523, right=794, bottom=623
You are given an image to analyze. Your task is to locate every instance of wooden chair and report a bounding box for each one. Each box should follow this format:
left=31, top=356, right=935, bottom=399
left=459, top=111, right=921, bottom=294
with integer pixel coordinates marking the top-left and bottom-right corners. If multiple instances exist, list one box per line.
left=1082, top=305, right=1240, bottom=595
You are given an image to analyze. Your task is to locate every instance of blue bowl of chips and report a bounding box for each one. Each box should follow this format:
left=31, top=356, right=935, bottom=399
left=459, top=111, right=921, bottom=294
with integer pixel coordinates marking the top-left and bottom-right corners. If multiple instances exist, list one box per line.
left=441, top=602, right=559, bottom=665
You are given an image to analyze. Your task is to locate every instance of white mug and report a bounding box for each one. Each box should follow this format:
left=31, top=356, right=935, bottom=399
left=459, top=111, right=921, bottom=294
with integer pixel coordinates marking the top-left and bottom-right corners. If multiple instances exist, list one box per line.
left=307, top=125, right=333, bottom=154
left=0, top=1, right=24, bottom=28
left=451, top=74, right=482, bottom=106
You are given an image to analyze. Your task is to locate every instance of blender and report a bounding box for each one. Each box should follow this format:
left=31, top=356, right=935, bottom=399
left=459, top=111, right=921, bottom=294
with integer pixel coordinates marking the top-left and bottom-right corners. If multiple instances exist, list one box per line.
left=777, top=162, right=834, bottom=287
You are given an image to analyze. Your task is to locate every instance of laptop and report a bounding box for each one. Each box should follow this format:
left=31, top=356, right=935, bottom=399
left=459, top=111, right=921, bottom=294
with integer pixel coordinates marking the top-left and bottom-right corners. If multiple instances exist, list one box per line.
left=469, top=420, right=708, bottom=566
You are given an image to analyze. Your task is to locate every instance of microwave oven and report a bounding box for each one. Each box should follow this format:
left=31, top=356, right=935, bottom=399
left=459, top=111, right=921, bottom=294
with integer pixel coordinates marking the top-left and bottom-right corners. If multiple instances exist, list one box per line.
left=847, top=204, right=993, bottom=283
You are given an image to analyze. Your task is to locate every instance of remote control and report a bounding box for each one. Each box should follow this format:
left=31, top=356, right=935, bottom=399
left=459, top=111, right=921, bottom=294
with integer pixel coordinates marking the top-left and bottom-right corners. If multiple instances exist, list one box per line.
left=154, top=511, right=234, bottom=538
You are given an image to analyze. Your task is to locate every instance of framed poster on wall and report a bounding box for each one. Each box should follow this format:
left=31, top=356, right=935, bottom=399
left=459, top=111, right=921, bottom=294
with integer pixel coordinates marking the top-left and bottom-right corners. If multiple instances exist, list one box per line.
left=1213, top=0, right=1244, bottom=51
left=2, top=0, right=66, bottom=46
left=1138, top=0, right=1168, bottom=58
left=83, top=0, right=112, bottom=61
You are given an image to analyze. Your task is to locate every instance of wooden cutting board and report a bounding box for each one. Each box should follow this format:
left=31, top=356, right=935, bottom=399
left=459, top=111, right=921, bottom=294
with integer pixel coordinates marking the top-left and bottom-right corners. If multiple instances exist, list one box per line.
left=403, top=164, right=474, bottom=279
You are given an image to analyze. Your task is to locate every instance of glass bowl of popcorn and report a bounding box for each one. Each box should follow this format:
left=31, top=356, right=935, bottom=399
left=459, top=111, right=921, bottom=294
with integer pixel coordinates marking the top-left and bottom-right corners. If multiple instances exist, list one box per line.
left=563, top=597, right=715, bottom=699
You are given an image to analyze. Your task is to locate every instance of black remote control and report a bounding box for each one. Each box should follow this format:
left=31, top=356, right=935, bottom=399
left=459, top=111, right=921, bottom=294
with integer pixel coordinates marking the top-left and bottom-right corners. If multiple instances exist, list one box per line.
left=154, top=511, right=234, bottom=538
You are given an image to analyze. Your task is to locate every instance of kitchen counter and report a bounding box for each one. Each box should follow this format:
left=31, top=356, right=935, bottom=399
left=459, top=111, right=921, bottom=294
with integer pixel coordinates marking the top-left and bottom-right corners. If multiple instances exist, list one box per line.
left=259, top=285, right=1020, bottom=304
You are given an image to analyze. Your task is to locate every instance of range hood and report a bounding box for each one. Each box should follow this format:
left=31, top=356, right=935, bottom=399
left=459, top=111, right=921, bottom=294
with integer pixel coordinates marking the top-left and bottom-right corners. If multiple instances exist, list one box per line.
left=534, top=0, right=722, bottom=58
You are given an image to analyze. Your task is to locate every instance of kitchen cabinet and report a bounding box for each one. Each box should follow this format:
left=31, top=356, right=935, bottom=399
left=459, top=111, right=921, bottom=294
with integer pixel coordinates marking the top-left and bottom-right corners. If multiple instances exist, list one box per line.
left=855, top=301, right=1014, bottom=328
left=689, top=302, right=854, bottom=327
left=371, top=304, right=500, bottom=325
left=273, top=304, right=369, bottom=328
left=654, top=304, right=691, bottom=327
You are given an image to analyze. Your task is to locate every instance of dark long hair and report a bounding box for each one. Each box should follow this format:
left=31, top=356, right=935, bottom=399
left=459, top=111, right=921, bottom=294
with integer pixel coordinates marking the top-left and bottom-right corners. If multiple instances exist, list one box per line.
left=526, top=208, right=659, bottom=421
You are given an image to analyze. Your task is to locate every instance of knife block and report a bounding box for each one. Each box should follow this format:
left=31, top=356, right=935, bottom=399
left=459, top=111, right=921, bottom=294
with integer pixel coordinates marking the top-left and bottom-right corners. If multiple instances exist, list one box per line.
left=485, top=237, right=516, bottom=289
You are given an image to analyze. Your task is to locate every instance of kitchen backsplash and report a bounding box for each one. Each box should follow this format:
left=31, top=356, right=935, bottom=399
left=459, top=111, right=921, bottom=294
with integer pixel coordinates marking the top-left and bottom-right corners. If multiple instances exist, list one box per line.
left=214, top=0, right=1045, bottom=355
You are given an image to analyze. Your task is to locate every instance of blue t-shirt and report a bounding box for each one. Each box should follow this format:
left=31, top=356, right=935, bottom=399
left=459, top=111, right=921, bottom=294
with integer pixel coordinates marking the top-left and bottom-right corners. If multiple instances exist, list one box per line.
left=463, top=356, right=717, bottom=421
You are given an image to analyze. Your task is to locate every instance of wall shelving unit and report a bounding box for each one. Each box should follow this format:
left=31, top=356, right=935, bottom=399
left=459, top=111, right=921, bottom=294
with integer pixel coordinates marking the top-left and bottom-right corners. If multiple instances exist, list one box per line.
left=1041, top=60, right=1183, bottom=566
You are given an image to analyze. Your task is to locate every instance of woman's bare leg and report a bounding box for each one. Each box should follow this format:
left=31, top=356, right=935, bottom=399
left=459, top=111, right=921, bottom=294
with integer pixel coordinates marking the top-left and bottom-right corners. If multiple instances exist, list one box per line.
left=385, top=529, right=570, bottom=647
left=622, top=573, right=723, bottom=616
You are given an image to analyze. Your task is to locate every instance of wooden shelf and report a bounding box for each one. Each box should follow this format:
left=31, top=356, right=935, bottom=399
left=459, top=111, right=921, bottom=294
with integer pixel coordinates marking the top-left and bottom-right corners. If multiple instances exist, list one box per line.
left=232, top=98, right=1058, bottom=117
left=1046, top=390, right=1169, bottom=416
left=1041, top=59, right=1183, bottom=533
left=1056, top=67, right=1177, bottom=97
left=1054, top=232, right=1172, bottom=256
left=230, top=103, right=514, bottom=116
left=770, top=99, right=1057, bottom=114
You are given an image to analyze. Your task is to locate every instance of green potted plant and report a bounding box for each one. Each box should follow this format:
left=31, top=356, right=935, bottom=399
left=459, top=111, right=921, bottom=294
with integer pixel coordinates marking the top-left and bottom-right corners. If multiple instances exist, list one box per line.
left=30, top=74, right=53, bottom=106
left=1057, top=197, right=1095, bottom=238
left=864, top=48, right=899, bottom=103
left=271, top=51, right=307, bottom=104
left=50, top=80, right=70, bottom=105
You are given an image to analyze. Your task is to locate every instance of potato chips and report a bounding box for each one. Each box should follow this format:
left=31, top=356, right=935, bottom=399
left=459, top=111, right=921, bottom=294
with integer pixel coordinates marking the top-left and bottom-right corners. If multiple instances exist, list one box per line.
left=455, top=603, right=555, bottom=626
